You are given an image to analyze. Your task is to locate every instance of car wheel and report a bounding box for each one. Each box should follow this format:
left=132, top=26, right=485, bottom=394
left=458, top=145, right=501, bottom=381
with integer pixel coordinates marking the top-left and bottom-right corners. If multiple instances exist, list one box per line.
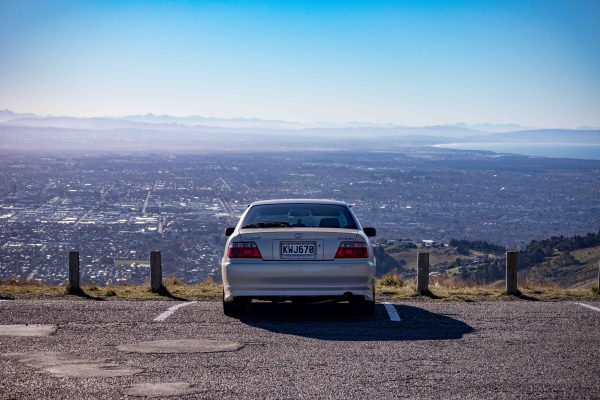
left=354, top=299, right=375, bottom=315
left=365, top=299, right=376, bottom=315
left=353, top=288, right=375, bottom=315
left=222, top=291, right=245, bottom=317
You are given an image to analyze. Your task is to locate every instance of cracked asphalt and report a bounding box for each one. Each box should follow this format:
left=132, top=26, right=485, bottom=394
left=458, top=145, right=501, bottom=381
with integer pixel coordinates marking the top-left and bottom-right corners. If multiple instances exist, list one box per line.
left=1, top=300, right=599, bottom=399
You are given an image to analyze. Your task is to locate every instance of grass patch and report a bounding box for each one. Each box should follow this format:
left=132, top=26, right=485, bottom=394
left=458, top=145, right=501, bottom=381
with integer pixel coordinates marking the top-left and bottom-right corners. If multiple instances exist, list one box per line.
left=379, top=272, right=405, bottom=287
left=376, top=277, right=600, bottom=302
left=0, top=276, right=597, bottom=301
left=164, top=276, right=182, bottom=286
left=0, top=277, right=222, bottom=301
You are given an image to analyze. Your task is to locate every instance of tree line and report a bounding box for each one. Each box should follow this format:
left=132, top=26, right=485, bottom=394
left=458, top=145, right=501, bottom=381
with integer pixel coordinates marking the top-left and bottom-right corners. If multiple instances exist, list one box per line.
left=448, top=239, right=506, bottom=255
left=517, top=230, right=600, bottom=269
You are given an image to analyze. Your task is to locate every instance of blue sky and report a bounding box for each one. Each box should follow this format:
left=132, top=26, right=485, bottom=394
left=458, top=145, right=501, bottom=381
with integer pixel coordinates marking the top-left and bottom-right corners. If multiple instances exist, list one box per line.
left=0, top=0, right=599, bottom=127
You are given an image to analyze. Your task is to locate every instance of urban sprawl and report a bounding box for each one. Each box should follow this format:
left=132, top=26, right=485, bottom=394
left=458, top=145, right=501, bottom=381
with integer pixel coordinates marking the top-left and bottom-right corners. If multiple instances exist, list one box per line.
left=1, top=150, right=599, bottom=285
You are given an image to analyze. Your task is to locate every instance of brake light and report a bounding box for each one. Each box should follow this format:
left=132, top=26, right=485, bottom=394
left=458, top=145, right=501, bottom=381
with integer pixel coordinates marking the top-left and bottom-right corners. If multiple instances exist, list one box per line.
left=335, top=242, right=368, bottom=258
left=228, top=242, right=262, bottom=259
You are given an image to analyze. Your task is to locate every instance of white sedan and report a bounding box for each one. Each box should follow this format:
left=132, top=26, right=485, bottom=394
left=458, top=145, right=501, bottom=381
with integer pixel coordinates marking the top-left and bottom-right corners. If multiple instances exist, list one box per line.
left=221, top=199, right=377, bottom=316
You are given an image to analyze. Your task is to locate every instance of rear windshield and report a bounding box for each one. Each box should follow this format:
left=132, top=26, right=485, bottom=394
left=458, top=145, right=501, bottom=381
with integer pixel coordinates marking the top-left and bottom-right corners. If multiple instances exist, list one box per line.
left=241, top=204, right=358, bottom=229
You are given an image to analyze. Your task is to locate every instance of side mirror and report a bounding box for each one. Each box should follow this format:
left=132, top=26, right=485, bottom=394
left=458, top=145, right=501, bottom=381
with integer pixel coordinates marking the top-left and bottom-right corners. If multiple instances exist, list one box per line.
left=363, top=227, right=376, bottom=237
left=225, top=227, right=235, bottom=237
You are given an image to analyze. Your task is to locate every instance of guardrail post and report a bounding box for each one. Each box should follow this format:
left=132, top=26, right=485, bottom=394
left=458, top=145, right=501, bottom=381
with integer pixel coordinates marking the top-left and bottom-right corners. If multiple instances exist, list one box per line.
left=597, top=260, right=600, bottom=292
left=506, top=251, right=518, bottom=295
left=150, top=251, right=162, bottom=293
left=417, top=252, right=430, bottom=294
left=67, top=251, right=80, bottom=294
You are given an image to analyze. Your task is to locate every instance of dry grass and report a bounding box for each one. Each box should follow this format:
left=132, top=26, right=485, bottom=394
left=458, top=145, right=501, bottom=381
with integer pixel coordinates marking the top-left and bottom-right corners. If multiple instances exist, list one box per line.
left=164, top=276, right=183, bottom=286
left=378, top=272, right=405, bottom=287
left=0, top=277, right=222, bottom=301
left=377, top=277, right=600, bottom=302
left=0, top=276, right=598, bottom=302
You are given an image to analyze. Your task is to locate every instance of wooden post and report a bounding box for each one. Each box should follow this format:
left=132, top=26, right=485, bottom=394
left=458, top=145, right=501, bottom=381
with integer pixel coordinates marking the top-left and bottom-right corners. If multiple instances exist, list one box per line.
left=417, top=252, right=430, bottom=294
left=150, top=251, right=162, bottom=293
left=67, top=251, right=80, bottom=293
left=597, top=260, right=600, bottom=292
left=506, top=251, right=518, bottom=295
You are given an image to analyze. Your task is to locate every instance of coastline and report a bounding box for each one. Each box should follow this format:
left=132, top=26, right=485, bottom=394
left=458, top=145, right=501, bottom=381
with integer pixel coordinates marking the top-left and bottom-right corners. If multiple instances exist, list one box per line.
left=432, top=142, right=600, bottom=160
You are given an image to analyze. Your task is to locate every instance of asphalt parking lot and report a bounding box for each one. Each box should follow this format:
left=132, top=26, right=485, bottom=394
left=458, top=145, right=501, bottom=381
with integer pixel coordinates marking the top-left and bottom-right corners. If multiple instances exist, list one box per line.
left=1, top=300, right=599, bottom=399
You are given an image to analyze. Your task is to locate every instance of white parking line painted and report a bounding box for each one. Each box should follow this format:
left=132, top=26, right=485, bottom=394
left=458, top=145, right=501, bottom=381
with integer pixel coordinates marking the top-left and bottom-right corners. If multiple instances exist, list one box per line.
left=382, top=302, right=401, bottom=322
left=153, top=302, right=198, bottom=322
left=572, top=302, right=600, bottom=313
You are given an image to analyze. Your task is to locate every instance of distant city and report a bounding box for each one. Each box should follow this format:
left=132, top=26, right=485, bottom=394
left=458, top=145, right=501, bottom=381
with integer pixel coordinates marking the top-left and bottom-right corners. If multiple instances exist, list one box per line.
left=1, top=149, right=599, bottom=285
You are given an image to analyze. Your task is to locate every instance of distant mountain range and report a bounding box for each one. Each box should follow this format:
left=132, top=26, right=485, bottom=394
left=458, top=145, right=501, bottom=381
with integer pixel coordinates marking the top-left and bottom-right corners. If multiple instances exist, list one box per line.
left=0, top=109, right=38, bottom=123
left=0, top=109, right=530, bottom=132
left=0, top=109, right=598, bottom=153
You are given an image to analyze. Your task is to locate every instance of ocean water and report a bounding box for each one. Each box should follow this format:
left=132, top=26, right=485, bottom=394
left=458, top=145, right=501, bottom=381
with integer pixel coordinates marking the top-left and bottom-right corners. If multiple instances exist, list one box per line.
left=435, top=142, right=600, bottom=160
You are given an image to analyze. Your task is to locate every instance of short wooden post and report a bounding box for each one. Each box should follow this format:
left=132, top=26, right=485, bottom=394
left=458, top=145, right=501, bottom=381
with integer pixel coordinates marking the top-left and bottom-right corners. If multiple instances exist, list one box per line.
left=67, top=251, right=80, bottom=293
left=506, top=251, right=518, bottom=295
left=150, top=251, right=162, bottom=293
left=417, top=252, right=430, bottom=294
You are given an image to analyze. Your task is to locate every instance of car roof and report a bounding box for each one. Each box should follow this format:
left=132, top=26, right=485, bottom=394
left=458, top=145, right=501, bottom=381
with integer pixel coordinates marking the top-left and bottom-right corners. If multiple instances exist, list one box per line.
left=249, top=199, right=349, bottom=207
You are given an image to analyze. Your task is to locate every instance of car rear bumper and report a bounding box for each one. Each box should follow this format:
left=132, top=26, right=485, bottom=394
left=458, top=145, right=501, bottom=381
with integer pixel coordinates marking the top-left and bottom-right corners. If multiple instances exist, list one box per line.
left=222, top=260, right=375, bottom=302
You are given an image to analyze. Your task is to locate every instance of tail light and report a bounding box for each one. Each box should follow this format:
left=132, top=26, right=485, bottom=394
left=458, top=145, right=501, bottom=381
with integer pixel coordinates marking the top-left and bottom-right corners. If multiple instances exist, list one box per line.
left=335, top=242, right=368, bottom=258
left=228, top=242, right=262, bottom=259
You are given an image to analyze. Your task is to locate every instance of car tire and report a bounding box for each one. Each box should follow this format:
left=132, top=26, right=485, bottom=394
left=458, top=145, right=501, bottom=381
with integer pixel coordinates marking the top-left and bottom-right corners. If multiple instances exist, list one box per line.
left=223, top=291, right=245, bottom=317
left=355, top=299, right=375, bottom=315
left=353, top=288, right=375, bottom=315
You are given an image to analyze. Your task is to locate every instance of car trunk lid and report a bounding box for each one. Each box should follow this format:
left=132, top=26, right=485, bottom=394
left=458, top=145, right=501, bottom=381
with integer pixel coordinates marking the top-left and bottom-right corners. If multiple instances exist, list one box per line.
left=238, top=228, right=360, bottom=260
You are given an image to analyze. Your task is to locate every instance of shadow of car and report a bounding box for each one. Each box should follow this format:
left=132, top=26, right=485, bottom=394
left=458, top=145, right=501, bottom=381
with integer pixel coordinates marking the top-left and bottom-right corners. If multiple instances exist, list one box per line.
left=237, top=302, right=474, bottom=341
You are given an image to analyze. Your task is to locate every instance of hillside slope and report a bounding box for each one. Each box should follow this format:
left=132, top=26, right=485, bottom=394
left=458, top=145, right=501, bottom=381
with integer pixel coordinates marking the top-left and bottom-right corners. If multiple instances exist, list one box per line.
left=376, top=232, right=600, bottom=288
left=521, top=246, right=599, bottom=288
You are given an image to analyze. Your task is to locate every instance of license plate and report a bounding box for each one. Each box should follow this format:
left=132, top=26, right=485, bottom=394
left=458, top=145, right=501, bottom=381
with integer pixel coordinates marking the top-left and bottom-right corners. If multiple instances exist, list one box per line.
left=280, top=241, right=317, bottom=259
